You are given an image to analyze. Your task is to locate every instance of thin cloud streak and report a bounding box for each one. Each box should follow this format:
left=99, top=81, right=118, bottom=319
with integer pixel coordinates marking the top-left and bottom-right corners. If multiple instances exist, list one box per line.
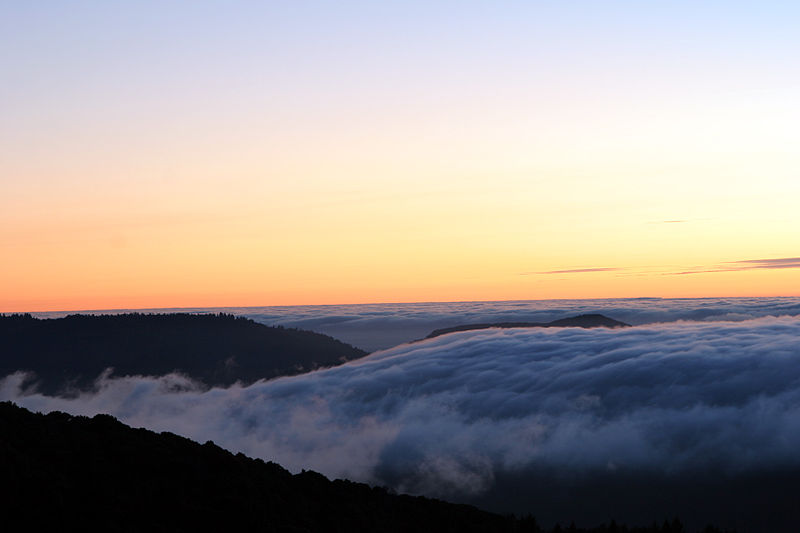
left=533, top=267, right=622, bottom=275
left=734, top=257, right=800, bottom=264
left=665, top=268, right=741, bottom=276
left=730, top=257, right=800, bottom=269
left=668, top=257, right=800, bottom=275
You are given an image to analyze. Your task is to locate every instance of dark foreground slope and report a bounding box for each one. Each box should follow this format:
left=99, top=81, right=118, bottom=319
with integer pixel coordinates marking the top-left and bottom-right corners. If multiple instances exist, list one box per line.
left=0, top=401, right=507, bottom=533
left=425, top=314, right=629, bottom=340
left=0, top=313, right=366, bottom=394
left=0, top=402, right=715, bottom=533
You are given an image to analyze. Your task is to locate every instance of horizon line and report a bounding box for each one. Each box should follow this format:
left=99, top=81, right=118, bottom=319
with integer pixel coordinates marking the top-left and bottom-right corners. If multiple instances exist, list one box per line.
left=7, top=294, right=800, bottom=315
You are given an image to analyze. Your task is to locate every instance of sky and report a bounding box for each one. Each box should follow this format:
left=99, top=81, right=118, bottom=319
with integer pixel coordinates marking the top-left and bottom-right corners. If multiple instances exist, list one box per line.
left=2, top=1, right=799, bottom=312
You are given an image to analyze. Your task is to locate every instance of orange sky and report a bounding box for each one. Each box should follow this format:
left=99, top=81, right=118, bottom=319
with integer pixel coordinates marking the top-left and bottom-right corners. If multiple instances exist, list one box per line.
left=2, top=3, right=799, bottom=312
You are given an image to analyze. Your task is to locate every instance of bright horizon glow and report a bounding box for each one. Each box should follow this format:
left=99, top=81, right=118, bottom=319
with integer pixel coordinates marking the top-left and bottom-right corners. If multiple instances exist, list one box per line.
left=3, top=2, right=799, bottom=313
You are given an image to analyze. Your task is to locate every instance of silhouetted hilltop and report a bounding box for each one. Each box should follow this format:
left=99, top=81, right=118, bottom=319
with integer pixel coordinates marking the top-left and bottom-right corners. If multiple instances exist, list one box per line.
left=425, top=314, right=630, bottom=340
left=0, top=402, right=720, bottom=533
left=0, top=401, right=507, bottom=532
left=0, top=313, right=367, bottom=394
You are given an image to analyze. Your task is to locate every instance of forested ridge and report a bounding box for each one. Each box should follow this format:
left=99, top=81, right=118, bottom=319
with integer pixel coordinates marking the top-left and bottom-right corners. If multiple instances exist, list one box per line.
left=0, top=313, right=367, bottom=394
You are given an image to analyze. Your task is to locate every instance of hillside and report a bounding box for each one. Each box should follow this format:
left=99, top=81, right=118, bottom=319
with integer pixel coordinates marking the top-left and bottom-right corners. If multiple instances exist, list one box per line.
left=424, top=314, right=630, bottom=340
left=0, top=401, right=710, bottom=532
left=0, top=313, right=367, bottom=394
left=0, top=401, right=510, bottom=532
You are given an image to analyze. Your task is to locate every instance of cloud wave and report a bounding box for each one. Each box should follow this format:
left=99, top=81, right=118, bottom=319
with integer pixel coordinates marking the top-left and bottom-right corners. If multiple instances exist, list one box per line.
left=5, top=316, right=800, bottom=510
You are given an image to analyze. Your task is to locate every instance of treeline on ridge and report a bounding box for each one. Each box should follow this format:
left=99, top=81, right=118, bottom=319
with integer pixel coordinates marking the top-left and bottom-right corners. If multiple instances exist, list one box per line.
left=0, top=313, right=367, bottom=394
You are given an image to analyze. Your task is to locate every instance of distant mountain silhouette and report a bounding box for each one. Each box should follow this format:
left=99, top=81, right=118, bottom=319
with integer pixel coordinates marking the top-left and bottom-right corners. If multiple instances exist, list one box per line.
left=0, top=313, right=367, bottom=394
left=424, top=314, right=630, bottom=340
left=0, top=401, right=710, bottom=532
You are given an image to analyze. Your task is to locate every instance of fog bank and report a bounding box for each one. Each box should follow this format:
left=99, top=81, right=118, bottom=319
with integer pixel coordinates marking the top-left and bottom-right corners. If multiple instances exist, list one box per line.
left=4, top=316, right=800, bottom=505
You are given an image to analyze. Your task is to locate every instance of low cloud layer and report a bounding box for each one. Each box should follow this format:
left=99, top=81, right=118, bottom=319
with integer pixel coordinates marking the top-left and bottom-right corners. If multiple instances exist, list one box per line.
left=32, top=297, right=800, bottom=351
left=236, top=297, right=800, bottom=351
left=5, top=316, right=800, bottom=510
left=250, top=296, right=800, bottom=350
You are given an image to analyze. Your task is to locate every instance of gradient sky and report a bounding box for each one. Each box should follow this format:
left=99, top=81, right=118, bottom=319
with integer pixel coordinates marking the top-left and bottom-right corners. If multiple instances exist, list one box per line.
left=2, top=1, right=799, bottom=312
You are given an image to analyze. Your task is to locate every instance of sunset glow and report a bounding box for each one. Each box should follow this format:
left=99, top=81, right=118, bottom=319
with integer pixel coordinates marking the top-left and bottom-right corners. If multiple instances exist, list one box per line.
left=3, top=2, right=799, bottom=312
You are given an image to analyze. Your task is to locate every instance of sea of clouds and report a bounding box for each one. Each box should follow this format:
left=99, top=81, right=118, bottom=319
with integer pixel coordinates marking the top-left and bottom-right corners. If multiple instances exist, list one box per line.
left=4, top=316, right=800, bottom=509
left=33, top=296, right=800, bottom=351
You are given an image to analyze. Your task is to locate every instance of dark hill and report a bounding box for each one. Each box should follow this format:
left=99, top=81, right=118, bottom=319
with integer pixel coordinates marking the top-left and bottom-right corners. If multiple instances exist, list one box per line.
left=0, top=401, right=712, bottom=533
left=424, top=314, right=630, bottom=340
left=0, top=401, right=508, bottom=532
left=0, top=313, right=367, bottom=394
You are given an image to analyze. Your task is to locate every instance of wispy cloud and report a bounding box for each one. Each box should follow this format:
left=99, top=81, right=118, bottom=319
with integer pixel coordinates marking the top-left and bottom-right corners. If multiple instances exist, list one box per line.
left=667, top=257, right=800, bottom=275
left=532, top=267, right=622, bottom=275
left=666, top=268, right=740, bottom=276
left=730, top=257, right=800, bottom=269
